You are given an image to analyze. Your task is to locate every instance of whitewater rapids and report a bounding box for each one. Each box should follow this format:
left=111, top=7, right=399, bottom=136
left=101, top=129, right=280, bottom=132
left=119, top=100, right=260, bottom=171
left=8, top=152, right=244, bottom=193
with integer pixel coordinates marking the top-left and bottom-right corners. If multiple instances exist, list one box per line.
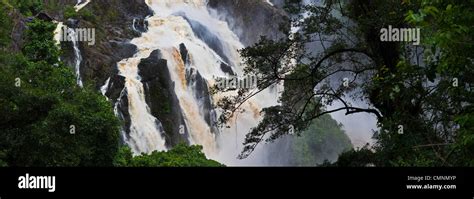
left=116, top=0, right=280, bottom=165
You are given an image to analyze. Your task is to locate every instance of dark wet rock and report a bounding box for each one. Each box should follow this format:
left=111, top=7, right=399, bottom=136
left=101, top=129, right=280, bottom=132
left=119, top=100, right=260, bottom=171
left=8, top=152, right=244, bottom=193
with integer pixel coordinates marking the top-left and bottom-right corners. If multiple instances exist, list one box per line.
left=55, top=0, right=152, bottom=89
left=220, top=62, right=235, bottom=75
left=105, top=74, right=126, bottom=103
left=208, top=0, right=289, bottom=46
left=179, top=43, right=189, bottom=65
left=35, top=12, right=54, bottom=21
left=178, top=14, right=231, bottom=64
left=269, top=0, right=286, bottom=9
left=115, top=87, right=131, bottom=139
left=138, top=50, right=190, bottom=147
left=133, top=18, right=149, bottom=33
left=37, top=0, right=154, bottom=145
left=109, top=40, right=138, bottom=60
left=98, top=72, right=132, bottom=137
left=65, top=18, right=80, bottom=28
left=186, top=67, right=219, bottom=134
left=9, top=10, right=27, bottom=52
left=180, top=44, right=219, bottom=135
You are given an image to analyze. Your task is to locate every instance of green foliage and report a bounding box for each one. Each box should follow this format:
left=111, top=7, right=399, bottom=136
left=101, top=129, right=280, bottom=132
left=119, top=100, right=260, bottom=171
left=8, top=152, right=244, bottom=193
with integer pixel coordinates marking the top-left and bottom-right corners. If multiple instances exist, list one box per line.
left=222, top=0, right=473, bottom=166
left=0, top=150, right=7, bottom=167
left=63, top=5, right=78, bottom=19
left=336, top=0, right=473, bottom=166
left=114, top=144, right=224, bottom=167
left=0, top=3, right=12, bottom=48
left=405, top=0, right=474, bottom=166
left=330, top=145, right=376, bottom=167
left=22, top=19, right=61, bottom=65
left=0, top=18, right=120, bottom=166
left=11, top=0, right=42, bottom=16
left=78, top=8, right=96, bottom=23
left=292, top=115, right=353, bottom=166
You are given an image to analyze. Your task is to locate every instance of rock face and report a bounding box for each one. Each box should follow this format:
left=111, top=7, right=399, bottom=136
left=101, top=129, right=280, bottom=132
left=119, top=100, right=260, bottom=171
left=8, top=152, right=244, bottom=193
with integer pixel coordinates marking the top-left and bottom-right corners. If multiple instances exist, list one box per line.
left=208, top=0, right=289, bottom=46
left=138, top=50, right=190, bottom=147
left=59, top=0, right=152, bottom=89
left=9, top=11, right=26, bottom=52
left=42, top=0, right=78, bottom=20
left=179, top=14, right=231, bottom=64
left=27, top=0, right=288, bottom=148
left=46, top=0, right=154, bottom=145
left=270, top=0, right=286, bottom=9
left=103, top=74, right=130, bottom=143
left=180, top=43, right=219, bottom=135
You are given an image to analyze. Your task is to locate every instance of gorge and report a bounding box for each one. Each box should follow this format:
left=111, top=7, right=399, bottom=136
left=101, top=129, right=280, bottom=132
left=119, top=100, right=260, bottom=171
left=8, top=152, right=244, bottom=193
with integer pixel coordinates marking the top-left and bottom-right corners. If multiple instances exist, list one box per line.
left=54, top=0, right=358, bottom=166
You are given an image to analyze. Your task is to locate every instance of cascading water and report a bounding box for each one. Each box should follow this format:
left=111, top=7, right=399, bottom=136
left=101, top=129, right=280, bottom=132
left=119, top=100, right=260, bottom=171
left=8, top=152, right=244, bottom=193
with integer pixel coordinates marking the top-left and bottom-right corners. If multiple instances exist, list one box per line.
left=116, top=57, right=167, bottom=154
left=117, top=0, right=279, bottom=164
left=54, top=1, right=90, bottom=87
left=75, top=0, right=92, bottom=12
left=101, top=77, right=111, bottom=96
left=265, top=0, right=274, bottom=6
left=68, top=28, right=84, bottom=87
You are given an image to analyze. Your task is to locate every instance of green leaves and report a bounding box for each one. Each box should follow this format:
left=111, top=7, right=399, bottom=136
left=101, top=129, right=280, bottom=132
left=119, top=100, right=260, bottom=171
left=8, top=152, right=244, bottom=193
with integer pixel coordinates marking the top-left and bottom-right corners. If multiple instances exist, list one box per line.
left=14, top=0, right=43, bottom=16
left=23, top=19, right=61, bottom=65
left=63, top=5, right=78, bottom=19
left=114, top=144, right=224, bottom=167
left=0, top=17, right=121, bottom=166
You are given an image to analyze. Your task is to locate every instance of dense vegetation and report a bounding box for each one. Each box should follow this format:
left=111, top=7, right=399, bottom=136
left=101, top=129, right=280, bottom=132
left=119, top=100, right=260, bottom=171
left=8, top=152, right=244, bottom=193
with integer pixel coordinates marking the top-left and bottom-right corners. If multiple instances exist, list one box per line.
left=0, top=0, right=221, bottom=167
left=0, top=3, right=120, bottom=166
left=217, top=0, right=473, bottom=166
left=114, top=144, right=223, bottom=167
left=1, top=0, right=471, bottom=167
left=291, top=115, right=352, bottom=166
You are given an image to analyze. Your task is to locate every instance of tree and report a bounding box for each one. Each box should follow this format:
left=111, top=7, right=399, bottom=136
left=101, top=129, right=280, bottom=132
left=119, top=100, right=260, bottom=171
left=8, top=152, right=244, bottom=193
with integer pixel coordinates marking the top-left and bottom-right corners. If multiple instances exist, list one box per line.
left=13, top=0, right=43, bottom=16
left=216, top=0, right=473, bottom=166
left=404, top=0, right=474, bottom=166
left=114, top=143, right=224, bottom=167
left=0, top=17, right=121, bottom=166
left=291, top=114, right=352, bottom=166
left=0, top=3, right=12, bottom=48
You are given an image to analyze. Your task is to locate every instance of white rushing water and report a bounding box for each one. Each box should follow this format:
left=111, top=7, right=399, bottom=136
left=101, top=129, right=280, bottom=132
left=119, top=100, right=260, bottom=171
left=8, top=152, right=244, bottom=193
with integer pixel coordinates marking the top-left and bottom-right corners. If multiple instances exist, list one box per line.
left=54, top=1, right=91, bottom=86
left=68, top=28, right=84, bottom=87
left=100, top=77, right=111, bottom=95
left=116, top=0, right=279, bottom=164
left=265, top=0, right=274, bottom=6
left=75, top=0, right=92, bottom=12
left=117, top=55, right=167, bottom=154
left=53, top=22, right=64, bottom=46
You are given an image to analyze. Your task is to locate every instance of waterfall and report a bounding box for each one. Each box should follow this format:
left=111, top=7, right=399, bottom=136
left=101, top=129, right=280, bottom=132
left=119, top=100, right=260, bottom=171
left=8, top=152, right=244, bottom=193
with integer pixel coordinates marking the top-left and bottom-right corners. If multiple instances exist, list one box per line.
left=265, top=0, right=274, bottom=6
left=67, top=28, right=84, bottom=87
left=132, top=18, right=138, bottom=32
left=100, top=77, right=111, bottom=96
left=54, top=1, right=91, bottom=87
left=117, top=57, right=167, bottom=154
left=75, top=0, right=91, bottom=12
left=117, top=0, right=279, bottom=164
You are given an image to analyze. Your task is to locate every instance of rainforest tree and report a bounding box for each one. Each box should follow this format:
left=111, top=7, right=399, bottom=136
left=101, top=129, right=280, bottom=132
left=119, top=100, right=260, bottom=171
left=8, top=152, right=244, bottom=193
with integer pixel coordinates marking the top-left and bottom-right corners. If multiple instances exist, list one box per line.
left=0, top=5, right=121, bottom=166
left=114, top=143, right=223, bottom=167
left=217, top=0, right=473, bottom=166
